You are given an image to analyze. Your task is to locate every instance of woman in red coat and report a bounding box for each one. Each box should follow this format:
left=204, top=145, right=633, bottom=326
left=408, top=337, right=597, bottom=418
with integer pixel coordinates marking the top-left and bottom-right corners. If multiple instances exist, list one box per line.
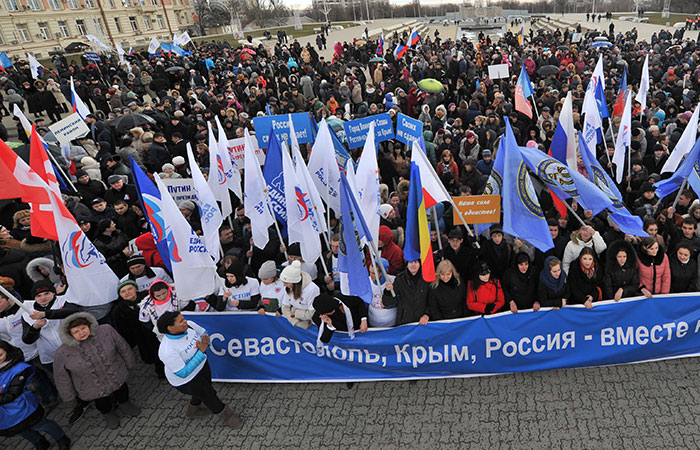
left=466, top=261, right=505, bottom=315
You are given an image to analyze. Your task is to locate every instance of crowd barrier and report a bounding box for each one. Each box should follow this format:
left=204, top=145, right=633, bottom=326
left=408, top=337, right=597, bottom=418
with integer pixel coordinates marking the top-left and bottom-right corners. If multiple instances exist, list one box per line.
left=183, top=293, right=700, bottom=383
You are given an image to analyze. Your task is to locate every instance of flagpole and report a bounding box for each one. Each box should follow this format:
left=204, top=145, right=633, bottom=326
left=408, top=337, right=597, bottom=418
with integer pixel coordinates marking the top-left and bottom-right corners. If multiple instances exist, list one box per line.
left=365, top=240, right=395, bottom=297
left=367, top=247, right=380, bottom=287
left=44, top=148, right=79, bottom=195
left=627, top=143, right=631, bottom=190
left=262, top=189, right=288, bottom=260
left=0, top=285, right=33, bottom=314
left=563, top=201, right=586, bottom=227
left=671, top=179, right=689, bottom=210
left=531, top=95, right=539, bottom=121
left=449, top=197, right=480, bottom=249
left=430, top=206, right=443, bottom=258
left=317, top=247, right=330, bottom=277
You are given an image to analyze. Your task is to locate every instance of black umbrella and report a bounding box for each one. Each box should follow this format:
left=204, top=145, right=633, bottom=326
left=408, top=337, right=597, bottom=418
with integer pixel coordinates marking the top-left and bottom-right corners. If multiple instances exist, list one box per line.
left=108, top=113, right=156, bottom=133
left=65, top=42, right=89, bottom=52
left=537, top=65, right=560, bottom=75
left=165, top=66, right=185, bottom=73
left=346, top=61, right=364, bottom=68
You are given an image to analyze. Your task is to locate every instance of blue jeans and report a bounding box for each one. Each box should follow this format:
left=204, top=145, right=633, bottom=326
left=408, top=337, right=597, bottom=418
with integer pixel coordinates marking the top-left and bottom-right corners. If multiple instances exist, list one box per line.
left=18, top=417, right=65, bottom=444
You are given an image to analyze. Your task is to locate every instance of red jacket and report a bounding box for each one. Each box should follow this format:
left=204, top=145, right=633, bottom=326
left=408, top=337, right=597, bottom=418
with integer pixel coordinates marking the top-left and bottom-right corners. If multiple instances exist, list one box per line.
left=134, top=233, right=166, bottom=269
left=467, top=279, right=505, bottom=314
left=379, top=225, right=405, bottom=275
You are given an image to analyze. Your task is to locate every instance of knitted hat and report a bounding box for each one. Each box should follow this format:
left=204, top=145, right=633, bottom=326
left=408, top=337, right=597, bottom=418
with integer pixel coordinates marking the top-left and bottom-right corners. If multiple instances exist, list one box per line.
left=127, top=255, right=146, bottom=268
left=13, top=209, right=31, bottom=227
left=313, top=293, right=339, bottom=315
left=287, top=243, right=302, bottom=257
left=162, top=163, right=175, bottom=172
left=31, top=280, right=55, bottom=298
left=172, top=156, right=186, bottom=166
left=379, top=204, right=393, bottom=220
left=118, top=279, right=138, bottom=293
left=258, top=261, right=278, bottom=279
left=75, top=169, right=88, bottom=178
left=280, top=260, right=302, bottom=284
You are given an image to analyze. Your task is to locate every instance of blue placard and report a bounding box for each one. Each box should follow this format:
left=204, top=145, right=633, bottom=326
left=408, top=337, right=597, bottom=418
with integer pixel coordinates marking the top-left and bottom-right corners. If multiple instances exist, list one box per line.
left=185, top=293, right=700, bottom=383
left=252, top=112, right=313, bottom=148
left=84, top=51, right=101, bottom=63
left=395, top=113, right=423, bottom=145
left=343, top=113, right=395, bottom=149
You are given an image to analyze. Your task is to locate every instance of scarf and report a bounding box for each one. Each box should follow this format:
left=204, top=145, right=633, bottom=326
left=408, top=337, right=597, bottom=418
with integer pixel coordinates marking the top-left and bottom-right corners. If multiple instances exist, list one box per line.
left=539, top=256, right=565, bottom=291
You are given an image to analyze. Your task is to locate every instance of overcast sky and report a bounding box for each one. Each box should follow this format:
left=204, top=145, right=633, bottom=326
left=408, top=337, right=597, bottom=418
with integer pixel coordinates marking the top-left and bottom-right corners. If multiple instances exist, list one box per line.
left=286, top=0, right=450, bottom=9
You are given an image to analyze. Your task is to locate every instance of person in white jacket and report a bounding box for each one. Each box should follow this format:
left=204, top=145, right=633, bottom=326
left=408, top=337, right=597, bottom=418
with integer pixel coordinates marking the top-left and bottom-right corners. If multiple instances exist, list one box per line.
left=279, top=261, right=319, bottom=329
left=562, top=223, right=607, bottom=274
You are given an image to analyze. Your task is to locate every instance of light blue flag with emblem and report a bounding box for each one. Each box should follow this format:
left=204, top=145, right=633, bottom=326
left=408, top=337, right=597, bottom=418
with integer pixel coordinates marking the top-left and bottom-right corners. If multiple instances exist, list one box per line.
left=519, top=142, right=614, bottom=215
left=578, top=131, right=647, bottom=236
left=262, top=131, right=288, bottom=237
left=474, top=136, right=505, bottom=236
left=655, top=135, right=700, bottom=200
left=338, top=174, right=373, bottom=303
left=502, top=118, right=553, bottom=252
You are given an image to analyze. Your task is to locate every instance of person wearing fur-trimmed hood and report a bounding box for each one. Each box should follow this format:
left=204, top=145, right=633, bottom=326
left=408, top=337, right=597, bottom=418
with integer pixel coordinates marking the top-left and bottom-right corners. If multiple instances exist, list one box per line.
left=52, top=312, right=140, bottom=430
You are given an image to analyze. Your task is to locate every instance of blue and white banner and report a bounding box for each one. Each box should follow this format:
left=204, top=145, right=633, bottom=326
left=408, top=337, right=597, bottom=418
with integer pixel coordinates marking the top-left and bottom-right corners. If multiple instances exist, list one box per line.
left=395, top=113, right=423, bottom=145
left=84, top=52, right=102, bottom=63
left=185, top=294, right=700, bottom=383
left=252, top=112, right=313, bottom=148
left=343, top=113, right=394, bottom=149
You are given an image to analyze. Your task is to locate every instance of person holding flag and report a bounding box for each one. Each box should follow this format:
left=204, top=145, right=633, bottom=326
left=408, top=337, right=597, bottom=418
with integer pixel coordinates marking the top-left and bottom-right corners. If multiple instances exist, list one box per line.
left=376, top=34, right=384, bottom=55
left=515, top=64, right=534, bottom=119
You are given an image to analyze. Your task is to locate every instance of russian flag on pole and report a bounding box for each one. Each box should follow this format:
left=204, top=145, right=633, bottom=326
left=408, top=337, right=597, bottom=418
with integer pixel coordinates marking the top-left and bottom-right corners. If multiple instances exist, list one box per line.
left=408, top=29, right=420, bottom=47
left=70, top=77, right=90, bottom=120
left=394, top=44, right=407, bottom=59
left=377, top=34, right=384, bottom=55
left=550, top=91, right=577, bottom=169
left=612, top=66, right=628, bottom=118
left=404, top=162, right=435, bottom=282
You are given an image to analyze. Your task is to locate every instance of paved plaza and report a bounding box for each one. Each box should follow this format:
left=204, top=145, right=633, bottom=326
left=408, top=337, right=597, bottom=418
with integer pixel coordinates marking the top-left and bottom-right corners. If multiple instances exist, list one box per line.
left=7, top=355, right=700, bottom=449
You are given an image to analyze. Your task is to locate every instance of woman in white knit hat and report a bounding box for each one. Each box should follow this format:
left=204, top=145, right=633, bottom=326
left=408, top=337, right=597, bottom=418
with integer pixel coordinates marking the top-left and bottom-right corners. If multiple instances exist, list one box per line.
left=279, top=261, right=319, bottom=329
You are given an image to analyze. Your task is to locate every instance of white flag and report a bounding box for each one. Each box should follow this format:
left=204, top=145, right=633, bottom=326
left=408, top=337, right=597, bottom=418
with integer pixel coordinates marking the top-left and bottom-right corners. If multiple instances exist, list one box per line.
left=593, top=54, right=605, bottom=91
left=206, top=122, right=233, bottom=219
left=662, top=105, right=700, bottom=173
left=581, top=78, right=602, bottom=156
left=172, top=33, right=181, bottom=47
left=153, top=174, right=218, bottom=300
left=70, top=76, right=91, bottom=120
left=411, top=140, right=451, bottom=205
left=86, top=34, right=110, bottom=50
left=289, top=116, right=327, bottom=235
left=179, top=31, right=192, bottom=45
left=613, top=93, right=633, bottom=183
left=214, top=117, right=242, bottom=204
left=243, top=129, right=274, bottom=249
left=308, top=119, right=341, bottom=215
left=115, top=43, right=126, bottom=65
left=27, top=53, right=42, bottom=80
left=187, top=143, right=223, bottom=261
left=636, top=54, right=650, bottom=112
left=283, top=141, right=321, bottom=264
left=354, top=122, right=381, bottom=243
left=148, top=37, right=160, bottom=54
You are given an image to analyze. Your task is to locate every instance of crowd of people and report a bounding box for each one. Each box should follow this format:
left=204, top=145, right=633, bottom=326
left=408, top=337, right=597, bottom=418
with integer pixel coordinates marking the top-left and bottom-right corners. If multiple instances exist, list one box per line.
left=3, top=13, right=700, bottom=447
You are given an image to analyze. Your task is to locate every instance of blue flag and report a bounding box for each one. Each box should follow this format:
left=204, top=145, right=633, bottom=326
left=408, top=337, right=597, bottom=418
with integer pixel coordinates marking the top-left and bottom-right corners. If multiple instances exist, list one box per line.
left=655, top=136, right=700, bottom=199
left=518, top=65, right=534, bottom=99
left=328, top=124, right=352, bottom=170
left=519, top=142, right=614, bottom=215
left=0, top=52, right=12, bottom=69
left=474, top=137, right=505, bottom=236
left=262, top=131, right=287, bottom=237
left=129, top=156, right=173, bottom=273
left=594, top=76, right=609, bottom=119
left=579, top=132, right=647, bottom=236
left=49, top=160, right=69, bottom=193
left=338, top=174, right=373, bottom=303
left=502, top=118, right=553, bottom=252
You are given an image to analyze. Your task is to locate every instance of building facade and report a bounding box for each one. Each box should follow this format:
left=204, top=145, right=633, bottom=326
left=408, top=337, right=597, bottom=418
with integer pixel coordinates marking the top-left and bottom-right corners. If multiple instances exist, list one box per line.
left=0, top=0, right=194, bottom=59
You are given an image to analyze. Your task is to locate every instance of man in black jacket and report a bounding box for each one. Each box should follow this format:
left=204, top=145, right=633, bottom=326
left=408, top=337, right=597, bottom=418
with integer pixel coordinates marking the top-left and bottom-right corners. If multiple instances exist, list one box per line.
left=444, top=228, right=478, bottom=282
left=312, top=293, right=368, bottom=344
left=383, top=259, right=430, bottom=326
left=147, top=132, right=172, bottom=173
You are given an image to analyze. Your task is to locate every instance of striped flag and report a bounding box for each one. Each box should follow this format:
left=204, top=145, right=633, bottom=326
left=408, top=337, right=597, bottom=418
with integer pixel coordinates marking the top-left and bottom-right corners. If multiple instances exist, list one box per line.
left=377, top=34, right=384, bottom=55
left=394, top=44, right=407, bottom=59
left=407, top=28, right=420, bottom=47
left=550, top=91, right=577, bottom=169
left=404, top=162, right=435, bottom=282
left=70, top=77, right=90, bottom=119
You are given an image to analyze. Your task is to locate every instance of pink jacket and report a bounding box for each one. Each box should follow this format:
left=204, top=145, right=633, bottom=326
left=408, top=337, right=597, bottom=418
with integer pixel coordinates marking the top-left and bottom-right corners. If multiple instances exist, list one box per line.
left=637, top=254, right=671, bottom=295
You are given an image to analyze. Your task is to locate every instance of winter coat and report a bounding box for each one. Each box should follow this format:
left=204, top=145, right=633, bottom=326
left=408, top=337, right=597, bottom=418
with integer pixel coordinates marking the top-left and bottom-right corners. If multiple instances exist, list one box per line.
left=466, top=278, right=504, bottom=315
left=427, top=278, right=466, bottom=320
left=80, top=156, right=102, bottom=181
left=53, top=312, right=134, bottom=402
left=111, top=293, right=160, bottom=364
left=566, top=256, right=603, bottom=305
left=25, top=257, right=62, bottom=286
left=603, top=240, right=641, bottom=299
left=93, top=229, right=130, bottom=277
left=562, top=230, right=607, bottom=274
left=0, top=347, right=42, bottom=436
left=502, top=265, right=538, bottom=310
left=383, top=269, right=430, bottom=326
left=668, top=257, right=697, bottom=293
left=479, top=239, right=512, bottom=280
left=637, top=252, right=671, bottom=295
left=379, top=225, right=405, bottom=275
left=135, top=233, right=166, bottom=269
left=537, top=278, right=569, bottom=308
left=147, top=141, right=171, bottom=173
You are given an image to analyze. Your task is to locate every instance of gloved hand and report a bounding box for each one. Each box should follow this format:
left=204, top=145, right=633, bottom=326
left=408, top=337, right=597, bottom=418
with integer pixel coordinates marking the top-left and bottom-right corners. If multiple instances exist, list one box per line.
left=483, top=303, right=495, bottom=314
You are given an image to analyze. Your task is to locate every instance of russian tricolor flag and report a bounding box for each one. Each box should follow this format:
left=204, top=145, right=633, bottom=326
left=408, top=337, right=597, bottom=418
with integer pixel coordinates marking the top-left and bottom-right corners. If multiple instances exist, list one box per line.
left=128, top=47, right=134, bottom=56
left=550, top=91, right=577, bottom=169
left=394, top=44, right=407, bottom=59
left=377, top=34, right=384, bottom=55
left=408, top=28, right=420, bottom=47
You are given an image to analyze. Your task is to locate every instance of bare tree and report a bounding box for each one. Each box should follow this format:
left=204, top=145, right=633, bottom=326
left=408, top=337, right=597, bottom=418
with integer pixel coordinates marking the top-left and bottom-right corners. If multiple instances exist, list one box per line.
left=192, top=0, right=229, bottom=35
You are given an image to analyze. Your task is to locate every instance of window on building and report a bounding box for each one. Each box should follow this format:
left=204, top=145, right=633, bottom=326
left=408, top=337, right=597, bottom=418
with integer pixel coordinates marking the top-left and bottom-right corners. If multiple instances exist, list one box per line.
left=48, top=0, right=61, bottom=10
left=68, top=0, right=79, bottom=9
left=0, top=33, right=5, bottom=45
left=175, top=14, right=181, bottom=24
left=92, top=18, right=104, bottom=34
left=38, top=23, right=50, bottom=40
left=26, top=0, right=41, bottom=9
left=143, top=15, right=152, bottom=30
left=58, top=21, right=70, bottom=37
left=151, top=0, right=157, bottom=5
left=114, top=17, right=122, bottom=33
left=18, top=25, right=31, bottom=42
left=108, top=0, right=114, bottom=6
left=84, top=0, right=95, bottom=7
left=76, top=19, right=86, bottom=35
left=4, top=0, right=18, bottom=10
left=129, top=16, right=139, bottom=31
left=156, top=15, right=164, bottom=28
left=122, top=0, right=131, bottom=7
